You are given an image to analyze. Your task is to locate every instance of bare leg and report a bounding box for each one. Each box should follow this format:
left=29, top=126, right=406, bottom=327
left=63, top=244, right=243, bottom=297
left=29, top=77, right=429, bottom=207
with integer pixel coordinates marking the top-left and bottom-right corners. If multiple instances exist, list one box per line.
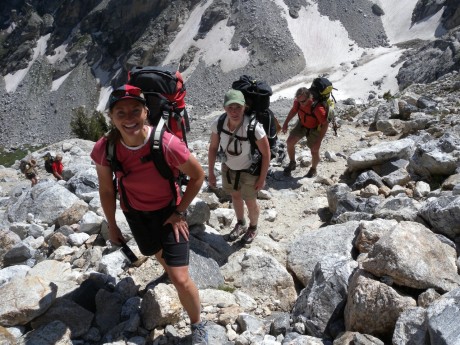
left=245, top=198, right=260, bottom=227
left=286, top=134, right=301, bottom=162
left=155, top=252, right=201, bottom=324
left=231, top=190, right=246, bottom=222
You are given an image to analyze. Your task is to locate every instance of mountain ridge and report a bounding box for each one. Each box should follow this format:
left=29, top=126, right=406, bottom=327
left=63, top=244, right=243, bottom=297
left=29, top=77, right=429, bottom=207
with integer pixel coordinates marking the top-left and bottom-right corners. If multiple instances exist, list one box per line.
left=0, top=0, right=459, bottom=151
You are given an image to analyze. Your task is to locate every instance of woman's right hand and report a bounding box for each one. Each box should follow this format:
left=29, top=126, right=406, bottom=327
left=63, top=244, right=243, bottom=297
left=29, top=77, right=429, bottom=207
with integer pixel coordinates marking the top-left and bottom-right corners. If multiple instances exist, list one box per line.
left=108, top=224, right=124, bottom=245
left=208, top=171, right=216, bottom=188
left=282, top=122, right=288, bottom=134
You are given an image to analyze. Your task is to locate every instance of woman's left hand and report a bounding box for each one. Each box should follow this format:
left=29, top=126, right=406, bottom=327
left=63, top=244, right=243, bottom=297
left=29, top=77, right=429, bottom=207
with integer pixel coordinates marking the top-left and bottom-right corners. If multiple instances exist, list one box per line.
left=164, top=213, right=189, bottom=242
left=254, top=177, right=266, bottom=191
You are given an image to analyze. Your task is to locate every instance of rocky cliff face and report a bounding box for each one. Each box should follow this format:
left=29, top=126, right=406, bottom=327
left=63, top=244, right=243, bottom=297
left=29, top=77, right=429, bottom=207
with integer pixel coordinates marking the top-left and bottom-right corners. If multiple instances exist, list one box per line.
left=0, top=0, right=459, bottom=151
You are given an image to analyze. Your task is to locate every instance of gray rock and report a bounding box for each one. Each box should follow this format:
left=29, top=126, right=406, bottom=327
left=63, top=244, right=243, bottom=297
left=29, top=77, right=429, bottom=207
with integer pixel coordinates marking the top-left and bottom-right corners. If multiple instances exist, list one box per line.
left=0, top=276, right=57, bottom=326
left=426, top=287, right=460, bottom=344
left=362, top=221, right=460, bottom=292
left=347, top=139, right=415, bottom=172
left=292, top=255, right=358, bottom=339
left=344, top=269, right=416, bottom=340
left=287, top=222, right=359, bottom=287
left=30, top=298, right=94, bottom=338
left=418, top=195, right=460, bottom=239
left=374, top=195, right=421, bottom=221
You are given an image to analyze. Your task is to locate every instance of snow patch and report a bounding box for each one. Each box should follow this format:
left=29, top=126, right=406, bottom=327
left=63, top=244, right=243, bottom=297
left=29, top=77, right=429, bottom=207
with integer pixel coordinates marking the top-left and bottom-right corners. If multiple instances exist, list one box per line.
left=193, top=21, right=250, bottom=73
left=163, top=0, right=214, bottom=67
left=46, top=44, right=68, bottom=64
left=51, top=71, right=72, bottom=91
left=164, top=0, right=250, bottom=75
left=6, top=22, right=16, bottom=33
left=3, top=34, right=50, bottom=93
left=97, top=86, right=112, bottom=112
left=274, top=0, right=364, bottom=71
left=378, top=0, right=445, bottom=44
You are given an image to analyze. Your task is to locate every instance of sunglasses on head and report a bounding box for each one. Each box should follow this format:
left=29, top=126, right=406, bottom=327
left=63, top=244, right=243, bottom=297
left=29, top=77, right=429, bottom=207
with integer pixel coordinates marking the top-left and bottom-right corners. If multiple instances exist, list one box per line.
left=110, top=87, right=143, bottom=101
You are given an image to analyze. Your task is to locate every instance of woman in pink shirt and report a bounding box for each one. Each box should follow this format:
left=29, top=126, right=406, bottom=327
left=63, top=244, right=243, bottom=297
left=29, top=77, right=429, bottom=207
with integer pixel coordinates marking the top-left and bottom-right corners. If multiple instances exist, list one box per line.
left=91, top=85, right=208, bottom=344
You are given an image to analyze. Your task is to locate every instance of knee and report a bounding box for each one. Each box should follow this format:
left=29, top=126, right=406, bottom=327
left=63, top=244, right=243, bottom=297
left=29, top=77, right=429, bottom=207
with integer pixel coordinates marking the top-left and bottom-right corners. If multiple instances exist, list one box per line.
left=169, top=270, right=191, bottom=288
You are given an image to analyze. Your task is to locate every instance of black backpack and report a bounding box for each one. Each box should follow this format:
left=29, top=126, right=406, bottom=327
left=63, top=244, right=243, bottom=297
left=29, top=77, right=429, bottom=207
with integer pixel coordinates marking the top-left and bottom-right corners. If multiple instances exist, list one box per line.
left=19, top=160, right=29, bottom=174
left=310, top=77, right=338, bottom=136
left=127, top=66, right=190, bottom=143
left=43, top=153, right=54, bottom=173
left=231, top=75, right=280, bottom=157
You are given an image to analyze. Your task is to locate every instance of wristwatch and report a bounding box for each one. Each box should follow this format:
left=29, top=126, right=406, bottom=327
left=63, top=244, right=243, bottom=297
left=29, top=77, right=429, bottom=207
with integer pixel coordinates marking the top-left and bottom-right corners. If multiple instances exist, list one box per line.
left=173, top=209, right=187, bottom=218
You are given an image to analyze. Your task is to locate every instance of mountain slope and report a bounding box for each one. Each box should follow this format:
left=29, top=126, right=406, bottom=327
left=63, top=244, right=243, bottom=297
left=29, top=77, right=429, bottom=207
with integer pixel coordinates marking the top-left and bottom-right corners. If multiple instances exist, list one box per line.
left=0, top=0, right=459, bottom=151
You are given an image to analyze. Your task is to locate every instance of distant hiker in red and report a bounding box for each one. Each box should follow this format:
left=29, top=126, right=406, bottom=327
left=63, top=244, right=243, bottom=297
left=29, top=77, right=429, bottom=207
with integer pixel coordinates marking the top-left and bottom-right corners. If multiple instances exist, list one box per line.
left=52, top=154, right=64, bottom=180
left=90, top=84, right=208, bottom=344
left=282, top=87, right=328, bottom=178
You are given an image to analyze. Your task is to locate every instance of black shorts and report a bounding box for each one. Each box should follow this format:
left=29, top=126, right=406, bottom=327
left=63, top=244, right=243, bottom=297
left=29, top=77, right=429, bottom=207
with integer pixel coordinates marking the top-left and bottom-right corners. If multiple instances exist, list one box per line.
left=26, top=172, right=36, bottom=179
left=123, top=205, right=190, bottom=267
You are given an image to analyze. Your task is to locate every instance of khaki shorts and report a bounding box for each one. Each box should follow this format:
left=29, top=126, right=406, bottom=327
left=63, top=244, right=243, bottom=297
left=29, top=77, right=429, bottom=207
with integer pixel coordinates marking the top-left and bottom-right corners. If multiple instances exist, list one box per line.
left=222, top=164, right=258, bottom=200
left=290, top=121, right=320, bottom=149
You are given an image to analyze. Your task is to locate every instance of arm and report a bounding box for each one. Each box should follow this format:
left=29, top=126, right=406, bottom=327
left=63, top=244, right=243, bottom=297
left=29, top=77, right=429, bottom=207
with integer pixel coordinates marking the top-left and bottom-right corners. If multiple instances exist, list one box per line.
left=282, top=105, right=299, bottom=134
left=254, top=136, right=271, bottom=191
left=164, top=154, right=205, bottom=242
left=312, top=106, right=329, bottom=150
left=207, top=132, right=220, bottom=188
left=95, top=163, right=123, bottom=244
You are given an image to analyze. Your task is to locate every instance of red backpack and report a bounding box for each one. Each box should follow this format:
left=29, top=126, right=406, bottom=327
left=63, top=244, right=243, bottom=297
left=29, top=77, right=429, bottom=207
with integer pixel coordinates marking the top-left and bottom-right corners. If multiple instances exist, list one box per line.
left=127, top=66, right=190, bottom=142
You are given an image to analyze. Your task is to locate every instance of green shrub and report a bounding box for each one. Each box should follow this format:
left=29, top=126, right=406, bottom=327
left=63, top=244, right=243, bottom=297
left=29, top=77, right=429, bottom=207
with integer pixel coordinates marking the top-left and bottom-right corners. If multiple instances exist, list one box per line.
left=217, top=284, right=236, bottom=293
left=71, top=107, right=108, bottom=141
left=383, top=90, right=393, bottom=101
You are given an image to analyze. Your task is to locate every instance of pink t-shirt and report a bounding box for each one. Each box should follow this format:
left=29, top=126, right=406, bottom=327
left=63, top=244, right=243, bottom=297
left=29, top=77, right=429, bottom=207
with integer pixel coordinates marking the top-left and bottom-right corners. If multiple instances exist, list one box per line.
left=91, top=129, right=190, bottom=211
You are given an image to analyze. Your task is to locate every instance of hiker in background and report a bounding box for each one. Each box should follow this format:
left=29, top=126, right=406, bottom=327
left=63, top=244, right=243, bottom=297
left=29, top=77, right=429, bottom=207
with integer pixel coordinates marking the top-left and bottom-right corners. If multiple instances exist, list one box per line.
left=208, top=89, right=270, bottom=244
left=52, top=154, right=64, bottom=180
left=90, top=85, right=208, bottom=345
left=281, top=87, right=328, bottom=178
left=24, top=159, right=38, bottom=186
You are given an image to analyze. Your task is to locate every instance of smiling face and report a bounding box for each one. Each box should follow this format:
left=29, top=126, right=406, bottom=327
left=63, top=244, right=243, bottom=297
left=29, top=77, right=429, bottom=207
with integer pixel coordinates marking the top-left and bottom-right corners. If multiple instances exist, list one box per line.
left=109, top=99, right=148, bottom=145
left=224, top=103, right=245, bottom=124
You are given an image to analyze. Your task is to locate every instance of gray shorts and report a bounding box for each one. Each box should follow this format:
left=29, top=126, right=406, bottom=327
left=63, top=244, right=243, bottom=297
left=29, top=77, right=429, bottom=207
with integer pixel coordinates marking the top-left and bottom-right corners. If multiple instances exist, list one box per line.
left=290, top=121, right=320, bottom=149
left=222, top=164, right=259, bottom=200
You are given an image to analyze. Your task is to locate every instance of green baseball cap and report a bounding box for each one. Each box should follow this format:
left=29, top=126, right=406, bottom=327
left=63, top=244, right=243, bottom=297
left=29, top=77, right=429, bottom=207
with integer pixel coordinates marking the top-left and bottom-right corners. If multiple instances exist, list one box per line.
left=224, top=89, right=245, bottom=107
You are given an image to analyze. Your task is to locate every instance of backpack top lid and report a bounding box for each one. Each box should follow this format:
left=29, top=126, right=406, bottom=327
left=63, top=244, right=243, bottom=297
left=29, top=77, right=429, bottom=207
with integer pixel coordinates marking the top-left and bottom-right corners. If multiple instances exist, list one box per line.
left=232, top=75, right=272, bottom=112
left=310, top=77, right=334, bottom=100
left=128, top=66, right=186, bottom=109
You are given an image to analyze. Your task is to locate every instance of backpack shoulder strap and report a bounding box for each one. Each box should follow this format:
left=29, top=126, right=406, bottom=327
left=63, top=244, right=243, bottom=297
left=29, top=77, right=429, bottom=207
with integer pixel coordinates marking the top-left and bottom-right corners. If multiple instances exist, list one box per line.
left=247, top=115, right=258, bottom=154
left=105, top=137, right=121, bottom=173
left=149, top=118, right=174, bottom=180
left=145, top=118, right=178, bottom=205
left=311, top=100, right=329, bottom=117
left=217, top=113, right=227, bottom=139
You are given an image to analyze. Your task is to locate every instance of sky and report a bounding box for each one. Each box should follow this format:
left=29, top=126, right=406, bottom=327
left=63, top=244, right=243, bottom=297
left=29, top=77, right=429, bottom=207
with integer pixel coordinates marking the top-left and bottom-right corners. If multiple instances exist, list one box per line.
left=1, top=0, right=445, bottom=107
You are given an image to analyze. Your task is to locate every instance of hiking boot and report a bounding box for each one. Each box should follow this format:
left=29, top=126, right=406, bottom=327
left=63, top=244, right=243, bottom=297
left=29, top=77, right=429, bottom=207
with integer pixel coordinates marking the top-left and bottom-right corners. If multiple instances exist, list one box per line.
left=191, top=321, right=208, bottom=345
left=242, top=226, right=257, bottom=244
left=283, top=161, right=296, bottom=176
left=305, top=168, right=317, bottom=178
left=228, top=221, right=247, bottom=241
